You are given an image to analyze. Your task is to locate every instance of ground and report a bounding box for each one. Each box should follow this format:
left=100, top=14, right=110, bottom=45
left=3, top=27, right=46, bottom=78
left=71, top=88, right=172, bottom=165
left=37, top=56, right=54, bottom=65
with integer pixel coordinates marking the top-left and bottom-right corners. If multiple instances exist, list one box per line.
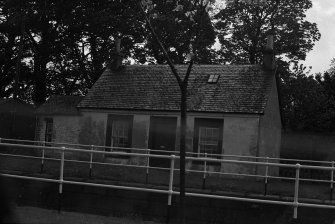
left=8, top=206, right=162, bottom=224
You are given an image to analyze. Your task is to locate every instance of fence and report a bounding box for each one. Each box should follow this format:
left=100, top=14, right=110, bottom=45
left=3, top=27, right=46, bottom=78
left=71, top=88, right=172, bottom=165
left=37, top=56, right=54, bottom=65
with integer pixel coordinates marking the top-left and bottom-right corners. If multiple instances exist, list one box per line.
left=1, top=137, right=335, bottom=220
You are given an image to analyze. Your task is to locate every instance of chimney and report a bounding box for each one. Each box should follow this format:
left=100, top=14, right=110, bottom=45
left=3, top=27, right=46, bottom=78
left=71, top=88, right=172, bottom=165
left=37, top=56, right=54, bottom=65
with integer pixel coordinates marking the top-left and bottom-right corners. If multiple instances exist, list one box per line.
left=263, top=35, right=275, bottom=70
left=109, top=38, right=123, bottom=70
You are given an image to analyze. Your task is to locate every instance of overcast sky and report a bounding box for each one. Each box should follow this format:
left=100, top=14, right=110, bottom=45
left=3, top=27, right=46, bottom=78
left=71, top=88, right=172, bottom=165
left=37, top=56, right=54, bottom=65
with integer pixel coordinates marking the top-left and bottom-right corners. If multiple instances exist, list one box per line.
left=304, top=0, right=335, bottom=74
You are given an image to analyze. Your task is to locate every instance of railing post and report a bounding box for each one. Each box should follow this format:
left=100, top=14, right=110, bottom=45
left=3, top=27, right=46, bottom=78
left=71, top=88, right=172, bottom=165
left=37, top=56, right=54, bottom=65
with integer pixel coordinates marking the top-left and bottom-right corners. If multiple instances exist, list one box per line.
left=146, top=149, right=150, bottom=184
left=203, top=153, right=207, bottom=189
left=58, top=146, right=65, bottom=213
left=166, top=154, right=175, bottom=224
left=330, top=161, right=334, bottom=201
left=264, top=157, right=269, bottom=196
left=40, top=141, right=45, bottom=173
left=89, top=145, right=94, bottom=177
left=293, top=163, right=301, bottom=219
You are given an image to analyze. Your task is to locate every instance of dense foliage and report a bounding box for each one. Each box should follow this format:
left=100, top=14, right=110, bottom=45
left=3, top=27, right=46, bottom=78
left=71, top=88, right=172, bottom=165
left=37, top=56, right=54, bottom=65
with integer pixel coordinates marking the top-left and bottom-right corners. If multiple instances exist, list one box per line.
left=281, top=61, right=335, bottom=132
left=215, top=0, right=320, bottom=64
left=0, top=0, right=145, bottom=105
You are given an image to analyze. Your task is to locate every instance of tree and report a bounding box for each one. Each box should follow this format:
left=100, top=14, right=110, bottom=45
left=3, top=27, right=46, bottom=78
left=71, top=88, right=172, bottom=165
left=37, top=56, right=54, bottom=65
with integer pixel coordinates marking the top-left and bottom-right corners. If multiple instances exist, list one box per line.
left=0, top=0, right=146, bottom=104
left=215, top=0, right=320, bottom=65
left=0, top=0, right=34, bottom=101
left=280, top=59, right=335, bottom=132
left=142, top=0, right=216, bottom=64
left=139, top=1, right=215, bottom=223
left=1, top=0, right=76, bottom=105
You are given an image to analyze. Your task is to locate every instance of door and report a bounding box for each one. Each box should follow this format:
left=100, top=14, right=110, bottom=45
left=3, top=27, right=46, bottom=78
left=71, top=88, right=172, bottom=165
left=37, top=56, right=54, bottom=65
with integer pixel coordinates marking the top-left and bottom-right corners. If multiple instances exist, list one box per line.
left=148, top=116, right=177, bottom=168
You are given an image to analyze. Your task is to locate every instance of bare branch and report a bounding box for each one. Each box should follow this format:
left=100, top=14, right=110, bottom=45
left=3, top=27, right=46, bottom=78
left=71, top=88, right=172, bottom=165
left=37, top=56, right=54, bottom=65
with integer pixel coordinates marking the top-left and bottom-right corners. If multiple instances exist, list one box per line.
left=183, top=59, right=194, bottom=86
left=138, top=1, right=182, bottom=86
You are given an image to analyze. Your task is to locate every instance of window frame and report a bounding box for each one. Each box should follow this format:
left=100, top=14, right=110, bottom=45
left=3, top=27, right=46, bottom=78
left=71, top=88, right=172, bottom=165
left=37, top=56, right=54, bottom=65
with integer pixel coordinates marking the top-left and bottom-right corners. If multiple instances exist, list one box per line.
left=198, top=126, right=220, bottom=156
left=207, top=74, right=220, bottom=83
left=105, top=115, right=133, bottom=158
left=44, top=118, right=53, bottom=145
left=193, top=118, right=223, bottom=164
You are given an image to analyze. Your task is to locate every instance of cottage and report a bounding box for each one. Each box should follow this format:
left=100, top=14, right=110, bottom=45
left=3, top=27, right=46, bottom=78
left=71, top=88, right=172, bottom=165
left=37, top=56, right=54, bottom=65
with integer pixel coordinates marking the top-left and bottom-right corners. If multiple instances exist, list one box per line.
left=35, top=37, right=281, bottom=175
left=35, top=96, right=83, bottom=145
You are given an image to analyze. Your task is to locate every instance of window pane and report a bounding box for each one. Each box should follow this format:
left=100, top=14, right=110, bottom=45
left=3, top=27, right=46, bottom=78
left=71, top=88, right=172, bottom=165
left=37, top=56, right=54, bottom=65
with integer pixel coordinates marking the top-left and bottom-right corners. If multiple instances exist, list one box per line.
left=45, top=119, right=53, bottom=143
left=112, top=120, right=129, bottom=148
left=198, top=127, right=219, bottom=156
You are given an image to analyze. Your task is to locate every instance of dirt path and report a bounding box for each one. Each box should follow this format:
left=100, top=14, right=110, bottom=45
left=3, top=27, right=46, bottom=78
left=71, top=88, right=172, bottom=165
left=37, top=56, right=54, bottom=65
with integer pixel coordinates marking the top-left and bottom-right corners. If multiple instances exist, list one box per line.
left=7, top=205, right=162, bottom=224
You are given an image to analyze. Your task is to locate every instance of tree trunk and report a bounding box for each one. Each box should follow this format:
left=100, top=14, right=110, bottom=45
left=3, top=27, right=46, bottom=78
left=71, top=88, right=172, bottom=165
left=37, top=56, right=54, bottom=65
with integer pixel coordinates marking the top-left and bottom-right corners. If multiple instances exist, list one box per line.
left=33, top=3, right=49, bottom=106
left=89, top=33, right=102, bottom=82
left=33, top=55, right=47, bottom=106
left=179, top=84, right=187, bottom=224
left=14, top=18, right=25, bottom=99
left=249, top=48, right=256, bottom=64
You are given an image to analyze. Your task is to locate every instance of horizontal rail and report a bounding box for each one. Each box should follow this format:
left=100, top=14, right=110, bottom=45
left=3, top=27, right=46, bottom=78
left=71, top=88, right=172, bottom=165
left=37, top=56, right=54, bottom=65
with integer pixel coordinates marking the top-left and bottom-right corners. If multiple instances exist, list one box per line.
left=1, top=145, right=334, bottom=185
left=2, top=172, right=335, bottom=211
left=2, top=150, right=329, bottom=184
left=185, top=192, right=335, bottom=209
left=1, top=173, right=59, bottom=183
left=2, top=141, right=334, bottom=170
left=1, top=137, right=333, bottom=166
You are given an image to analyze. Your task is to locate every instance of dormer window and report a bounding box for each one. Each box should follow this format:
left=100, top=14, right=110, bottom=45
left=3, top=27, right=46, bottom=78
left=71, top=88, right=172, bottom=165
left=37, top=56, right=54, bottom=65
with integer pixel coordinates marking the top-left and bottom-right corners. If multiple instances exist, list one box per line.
left=208, top=74, right=220, bottom=83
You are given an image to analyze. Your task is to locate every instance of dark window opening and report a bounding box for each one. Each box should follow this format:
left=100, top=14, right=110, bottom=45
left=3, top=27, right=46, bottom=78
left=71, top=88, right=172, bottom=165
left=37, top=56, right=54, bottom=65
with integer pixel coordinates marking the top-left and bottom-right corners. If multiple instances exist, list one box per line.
left=44, top=118, right=53, bottom=146
left=148, top=116, right=177, bottom=168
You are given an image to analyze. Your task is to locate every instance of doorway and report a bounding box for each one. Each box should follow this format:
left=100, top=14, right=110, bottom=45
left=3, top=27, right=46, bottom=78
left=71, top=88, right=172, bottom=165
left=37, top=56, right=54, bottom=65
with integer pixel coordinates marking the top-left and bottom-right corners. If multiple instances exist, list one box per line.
left=148, top=116, right=177, bottom=168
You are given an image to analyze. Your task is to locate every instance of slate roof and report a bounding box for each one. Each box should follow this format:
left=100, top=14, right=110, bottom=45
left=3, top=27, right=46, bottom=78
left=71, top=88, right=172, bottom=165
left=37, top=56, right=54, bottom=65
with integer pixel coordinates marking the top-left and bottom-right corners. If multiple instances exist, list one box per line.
left=78, top=65, right=275, bottom=114
left=36, top=96, right=83, bottom=115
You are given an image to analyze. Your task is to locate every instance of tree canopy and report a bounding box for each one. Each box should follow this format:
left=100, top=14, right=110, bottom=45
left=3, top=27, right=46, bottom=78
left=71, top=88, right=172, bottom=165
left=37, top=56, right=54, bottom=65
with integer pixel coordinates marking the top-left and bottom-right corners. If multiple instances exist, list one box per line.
left=0, top=0, right=146, bottom=105
left=215, top=0, right=320, bottom=64
left=141, top=0, right=216, bottom=64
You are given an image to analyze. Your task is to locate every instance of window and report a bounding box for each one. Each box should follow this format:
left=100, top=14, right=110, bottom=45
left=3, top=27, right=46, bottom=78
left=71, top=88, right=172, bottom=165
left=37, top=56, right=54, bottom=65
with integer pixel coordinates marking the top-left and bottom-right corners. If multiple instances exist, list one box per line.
left=44, top=118, right=53, bottom=145
left=198, top=127, right=220, bottom=155
left=193, top=118, right=223, bottom=160
left=111, top=120, right=130, bottom=148
left=105, top=115, right=133, bottom=158
left=208, top=74, right=220, bottom=83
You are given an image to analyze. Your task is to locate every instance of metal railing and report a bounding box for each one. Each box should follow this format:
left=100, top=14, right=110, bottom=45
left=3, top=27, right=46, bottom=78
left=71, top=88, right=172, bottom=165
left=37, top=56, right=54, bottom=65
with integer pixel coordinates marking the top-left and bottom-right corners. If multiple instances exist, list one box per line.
left=1, top=138, right=335, bottom=219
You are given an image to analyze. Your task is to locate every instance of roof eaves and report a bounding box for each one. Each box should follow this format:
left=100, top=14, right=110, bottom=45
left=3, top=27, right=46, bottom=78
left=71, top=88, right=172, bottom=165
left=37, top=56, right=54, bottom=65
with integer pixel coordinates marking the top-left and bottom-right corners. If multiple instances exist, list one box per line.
left=77, top=106, right=264, bottom=115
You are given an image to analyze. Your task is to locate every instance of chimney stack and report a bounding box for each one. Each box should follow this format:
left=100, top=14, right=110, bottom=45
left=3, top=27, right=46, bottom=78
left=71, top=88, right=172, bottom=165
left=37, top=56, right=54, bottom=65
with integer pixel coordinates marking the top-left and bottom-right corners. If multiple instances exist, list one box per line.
left=263, top=35, right=275, bottom=70
left=109, top=38, right=123, bottom=70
